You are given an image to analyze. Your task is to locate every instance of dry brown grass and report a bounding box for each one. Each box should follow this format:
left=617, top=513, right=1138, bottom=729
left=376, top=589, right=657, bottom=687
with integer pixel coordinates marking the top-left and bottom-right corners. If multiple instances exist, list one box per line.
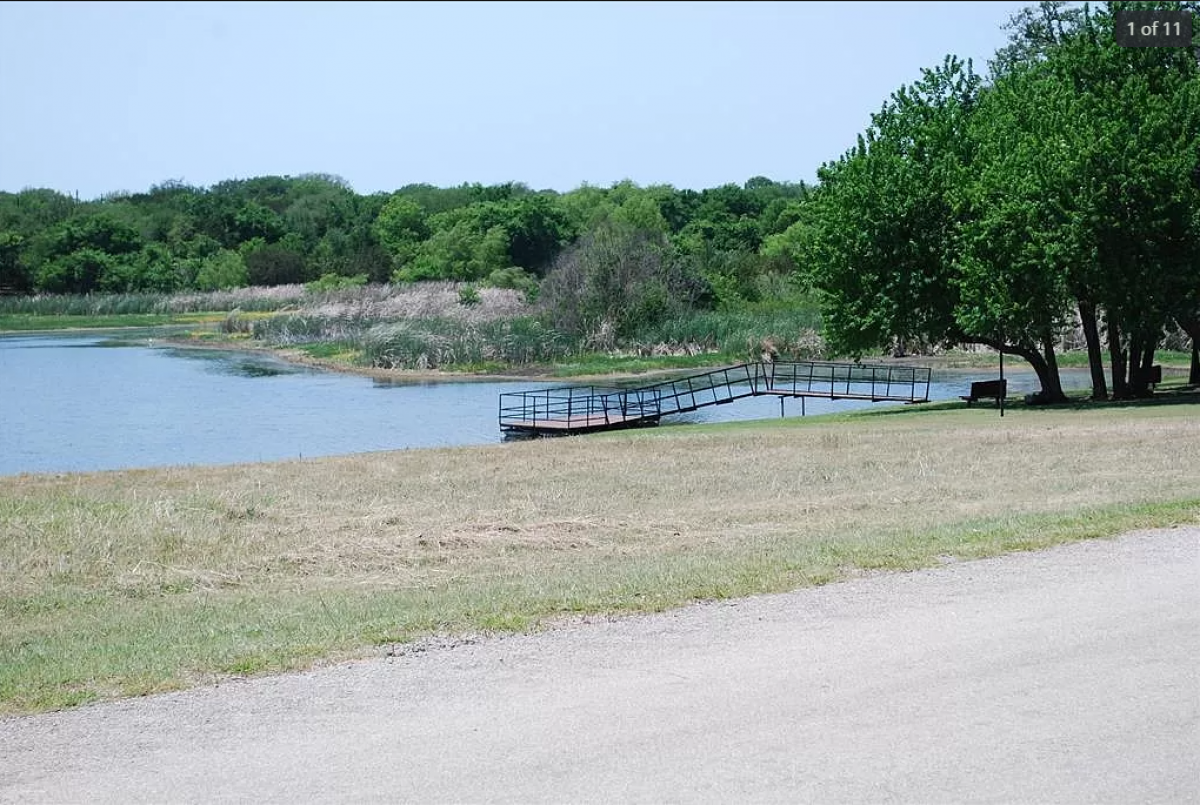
left=7, top=405, right=1196, bottom=593
left=2, top=402, right=1198, bottom=713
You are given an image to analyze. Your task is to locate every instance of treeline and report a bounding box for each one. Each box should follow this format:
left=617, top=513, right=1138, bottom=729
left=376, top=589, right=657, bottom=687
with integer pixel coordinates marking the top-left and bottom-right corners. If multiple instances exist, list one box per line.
left=769, top=1, right=1199, bottom=398
left=0, top=173, right=807, bottom=313
left=2, top=1, right=1197, bottom=396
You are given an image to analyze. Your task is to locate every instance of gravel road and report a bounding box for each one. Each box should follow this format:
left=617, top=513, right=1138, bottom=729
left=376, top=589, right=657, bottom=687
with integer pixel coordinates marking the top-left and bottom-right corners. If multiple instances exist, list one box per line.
left=2, top=526, right=1197, bottom=804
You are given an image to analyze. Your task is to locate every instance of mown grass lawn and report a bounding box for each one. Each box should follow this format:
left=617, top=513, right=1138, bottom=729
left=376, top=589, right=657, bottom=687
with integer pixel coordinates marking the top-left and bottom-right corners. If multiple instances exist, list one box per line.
left=1, top=399, right=1197, bottom=715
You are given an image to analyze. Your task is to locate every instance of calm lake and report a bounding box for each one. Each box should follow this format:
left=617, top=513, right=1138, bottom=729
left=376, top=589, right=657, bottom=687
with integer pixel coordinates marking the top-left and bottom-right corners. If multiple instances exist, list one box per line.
left=0, top=330, right=1091, bottom=476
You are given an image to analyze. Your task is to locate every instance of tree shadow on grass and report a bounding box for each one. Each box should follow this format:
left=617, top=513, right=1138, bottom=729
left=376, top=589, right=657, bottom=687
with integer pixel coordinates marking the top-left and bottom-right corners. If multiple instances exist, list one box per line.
left=1017, top=386, right=1200, bottom=413
left=846, top=386, right=1199, bottom=420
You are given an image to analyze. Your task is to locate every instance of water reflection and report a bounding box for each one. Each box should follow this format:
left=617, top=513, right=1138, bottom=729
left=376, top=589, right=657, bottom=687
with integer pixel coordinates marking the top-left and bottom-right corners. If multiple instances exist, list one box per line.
left=162, top=347, right=308, bottom=379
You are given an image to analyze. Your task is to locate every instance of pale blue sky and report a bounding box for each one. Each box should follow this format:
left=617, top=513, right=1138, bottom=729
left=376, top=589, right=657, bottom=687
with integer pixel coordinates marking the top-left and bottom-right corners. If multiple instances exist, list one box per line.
left=0, top=1, right=1031, bottom=199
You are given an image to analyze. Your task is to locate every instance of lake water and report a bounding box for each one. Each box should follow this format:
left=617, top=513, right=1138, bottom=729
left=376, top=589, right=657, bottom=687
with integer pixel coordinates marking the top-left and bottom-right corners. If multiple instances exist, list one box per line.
left=0, top=331, right=1094, bottom=476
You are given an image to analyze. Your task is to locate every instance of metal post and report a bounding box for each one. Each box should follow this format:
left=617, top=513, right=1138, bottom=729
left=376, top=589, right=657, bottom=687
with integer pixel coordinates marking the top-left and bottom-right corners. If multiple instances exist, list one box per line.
left=780, top=396, right=785, bottom=418
left=999, top=347, right=1005, bottom=418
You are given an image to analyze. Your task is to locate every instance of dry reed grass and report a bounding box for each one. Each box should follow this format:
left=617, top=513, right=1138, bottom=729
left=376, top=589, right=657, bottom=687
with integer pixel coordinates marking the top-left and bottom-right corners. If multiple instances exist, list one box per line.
left=4, top=406, right=1197, bottom=597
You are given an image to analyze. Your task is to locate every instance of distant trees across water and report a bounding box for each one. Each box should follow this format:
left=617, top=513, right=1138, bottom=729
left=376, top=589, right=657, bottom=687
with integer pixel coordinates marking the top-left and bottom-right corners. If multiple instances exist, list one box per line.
left=1, top=1, right=1195, bottom=397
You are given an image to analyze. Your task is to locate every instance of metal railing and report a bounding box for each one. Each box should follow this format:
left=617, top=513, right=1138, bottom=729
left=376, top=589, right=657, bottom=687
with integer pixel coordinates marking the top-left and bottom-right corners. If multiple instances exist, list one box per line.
left=498, top=360, right=931, bottom=435
left=614, top=362, right=766, bottom=417
left=498, top=385, right=662, bottom=431
left=763, top=361, right=931, bottom=402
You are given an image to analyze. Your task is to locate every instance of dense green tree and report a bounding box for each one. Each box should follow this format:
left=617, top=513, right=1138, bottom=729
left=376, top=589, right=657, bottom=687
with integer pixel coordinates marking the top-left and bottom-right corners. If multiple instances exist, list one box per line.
left=191, top=249, right=248, bottom=291
left=373, top=196, right=428, bottom=269
left=0, top=232, right=30, bottom=292
left=781, top=1, right=1197, bottom=402
left=36, top=248, right=114, bottom=294
left=790, top=59, right=986, bottom=366
left=487, top=194, right=576, bottom=274
left=973, top=1, right=1199, bottom=399
left=97, top=243, right=180, bottom=292
left=398, top=220, right=511, bottom=283
left=283, top=180, right=355, bottom=249
left=241, top=238, right=309, bottom=286
left=0, top=188, right=80, bottom=233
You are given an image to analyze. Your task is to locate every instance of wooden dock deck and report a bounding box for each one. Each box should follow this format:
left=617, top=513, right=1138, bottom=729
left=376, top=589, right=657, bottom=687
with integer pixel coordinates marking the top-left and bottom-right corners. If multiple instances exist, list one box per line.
left=501, top=413, right=660, bottom=435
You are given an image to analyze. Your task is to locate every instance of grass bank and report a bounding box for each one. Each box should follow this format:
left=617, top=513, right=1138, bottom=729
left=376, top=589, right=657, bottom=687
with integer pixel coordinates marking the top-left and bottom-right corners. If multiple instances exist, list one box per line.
left=915, top=347, right=1194, bottom=370
left=0, top=312, right=228, bottom=331
left=2, top=402, right=1197, bottom=715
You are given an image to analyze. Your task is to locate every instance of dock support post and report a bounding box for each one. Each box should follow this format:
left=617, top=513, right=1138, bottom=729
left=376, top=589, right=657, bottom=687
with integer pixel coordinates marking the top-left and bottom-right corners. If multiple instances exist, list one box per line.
left=779, top=396, right=785, bottom=418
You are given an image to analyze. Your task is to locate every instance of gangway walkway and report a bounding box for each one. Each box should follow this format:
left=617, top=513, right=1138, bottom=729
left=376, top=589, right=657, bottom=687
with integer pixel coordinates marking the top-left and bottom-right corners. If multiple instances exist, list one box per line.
left=499, top=360, right=931, bottom=436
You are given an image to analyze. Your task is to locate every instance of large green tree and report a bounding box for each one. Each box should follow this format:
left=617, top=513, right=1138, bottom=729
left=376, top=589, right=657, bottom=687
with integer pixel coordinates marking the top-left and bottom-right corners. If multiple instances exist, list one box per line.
left=977, top=1, right=1200, bottom=398
left=787, top=59, right=1000, bottom=371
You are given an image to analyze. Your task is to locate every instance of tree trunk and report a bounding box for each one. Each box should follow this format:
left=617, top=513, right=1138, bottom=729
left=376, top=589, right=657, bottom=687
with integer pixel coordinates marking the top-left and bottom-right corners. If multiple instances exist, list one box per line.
left=1078, top=299, right=1107, bottom=400
left=1177, top=315, right=1200, bottom=386
left=1038, top=330, right=1068, bottom=403
left=969, top=336, right=1064, bottom=404
left=1142, top=345, right=1156, bottom=394
left=1128, top=337, right=1142, bottom=393
left=1108, top=318, right=1129, bottom=399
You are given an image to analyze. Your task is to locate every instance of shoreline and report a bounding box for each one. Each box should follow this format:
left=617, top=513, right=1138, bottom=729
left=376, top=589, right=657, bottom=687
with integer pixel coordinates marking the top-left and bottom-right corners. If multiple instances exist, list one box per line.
left=8, top=325, right=1190, bottom=386
left=160, top=334, right=1031, bottom=386
left=158, top=336, right=736, bottom=385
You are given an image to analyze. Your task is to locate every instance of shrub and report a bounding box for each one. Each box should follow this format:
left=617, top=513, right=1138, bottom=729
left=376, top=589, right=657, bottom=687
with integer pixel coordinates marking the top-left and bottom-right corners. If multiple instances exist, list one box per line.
left=538, top=222, right=705, bottom=338
left=194, top=250, right=249, bottom=291
left=304, top=273, right=368, bottom=293
left=457, top=285, right=481, bottom=307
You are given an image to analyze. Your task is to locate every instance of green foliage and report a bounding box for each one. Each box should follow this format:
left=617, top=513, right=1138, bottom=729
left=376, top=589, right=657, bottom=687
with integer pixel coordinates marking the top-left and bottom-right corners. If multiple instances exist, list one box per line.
left=482, top=266, right=539, bottom=302
left=788, top=2, right=1198, bottom=401
left=797, top=56, right=981, bottom=359
left=538, top=222, right=705, bottom=341
left=0, top=231, right=31, bottom=292
left=194, top=250, right=249, bottom=291
left=0, top=175, right=811, bottom=312
left=36, top=248, right=114, bottom=294
left=457, top=285, right=481, bottom=307
left=304, top=272, right=368, bottom=293
left=961, top=1, right=1199, bottom=397
left=685, top=247, right=796, bottom=312
left=99, top=243, right=181, bottom=293
left=372, top=196, right=427, bottom=268
left=241, top=239, right=309, bottom=286
left=396, top=219, right=512, bottom=283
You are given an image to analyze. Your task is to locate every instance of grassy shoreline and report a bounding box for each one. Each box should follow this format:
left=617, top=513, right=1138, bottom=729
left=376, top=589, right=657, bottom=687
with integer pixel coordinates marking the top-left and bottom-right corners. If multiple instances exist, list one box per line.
left=3, top=288, right=1193, bottom=384
left=3, top=402, right=1198, bottom=716
left=0, top=312, right=229, bottom=331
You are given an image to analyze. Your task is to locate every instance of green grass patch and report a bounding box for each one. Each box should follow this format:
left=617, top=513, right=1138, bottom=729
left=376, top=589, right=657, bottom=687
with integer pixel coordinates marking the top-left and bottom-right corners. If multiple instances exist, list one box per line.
left=0, top=312, right=225, bottom=331
left=2, top=497, right=1194, bottom=716
left=1051, top=349, right=1192, bottom=369
left=545, top=352, right=732, bottom=378
left=295, top=342, right=364, bottom=363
